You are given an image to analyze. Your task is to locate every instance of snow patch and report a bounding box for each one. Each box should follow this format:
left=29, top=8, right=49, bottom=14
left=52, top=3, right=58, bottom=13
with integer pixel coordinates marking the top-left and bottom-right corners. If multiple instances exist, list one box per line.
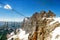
left=7, top=28, right=29, bottom=40
left=49, top=21, right=57, bottom=25
left=53, top=17, right=60, bottom=23
left=50, top=27, right=60, bottom=40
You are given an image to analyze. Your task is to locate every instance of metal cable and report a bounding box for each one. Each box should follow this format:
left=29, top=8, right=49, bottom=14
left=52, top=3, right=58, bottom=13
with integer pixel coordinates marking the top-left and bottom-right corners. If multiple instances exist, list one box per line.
left=0, top=2, right=26, bottom=17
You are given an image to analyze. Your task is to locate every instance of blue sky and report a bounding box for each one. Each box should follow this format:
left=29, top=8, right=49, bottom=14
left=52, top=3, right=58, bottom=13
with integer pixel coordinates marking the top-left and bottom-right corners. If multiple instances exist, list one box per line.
left=0, top=0, right=60, bottom=22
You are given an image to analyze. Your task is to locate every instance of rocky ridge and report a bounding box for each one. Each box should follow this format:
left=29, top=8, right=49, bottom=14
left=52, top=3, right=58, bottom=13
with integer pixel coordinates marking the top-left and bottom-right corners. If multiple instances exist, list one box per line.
left=22, top=10, right=60, bottom=40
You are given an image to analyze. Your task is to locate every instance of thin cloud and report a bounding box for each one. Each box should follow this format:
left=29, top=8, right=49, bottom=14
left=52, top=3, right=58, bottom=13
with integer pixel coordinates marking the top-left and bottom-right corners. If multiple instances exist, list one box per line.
left=0, top=18, right=24, bottom=22
left=0, top=4, right=2, bottom=8
left=4, top=4, right=12, bottom=10
left=0, top=5, right=2, bottom=8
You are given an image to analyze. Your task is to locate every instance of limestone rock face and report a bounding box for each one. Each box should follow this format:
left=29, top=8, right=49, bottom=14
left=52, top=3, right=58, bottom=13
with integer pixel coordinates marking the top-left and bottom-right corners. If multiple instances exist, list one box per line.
left=21, top=10, right=60, bottom=40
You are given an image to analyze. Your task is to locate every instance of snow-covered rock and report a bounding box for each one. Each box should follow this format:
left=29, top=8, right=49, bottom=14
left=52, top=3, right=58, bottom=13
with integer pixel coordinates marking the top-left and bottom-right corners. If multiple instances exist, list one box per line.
left=7, top=28, right=29, bottom=40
